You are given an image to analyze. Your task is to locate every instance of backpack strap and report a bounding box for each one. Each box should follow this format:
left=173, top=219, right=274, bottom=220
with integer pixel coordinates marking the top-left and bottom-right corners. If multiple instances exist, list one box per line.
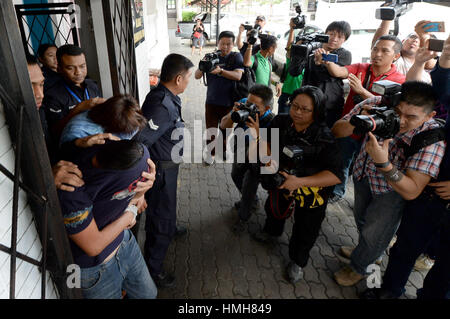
left=402, top=123, right=446, bottom=159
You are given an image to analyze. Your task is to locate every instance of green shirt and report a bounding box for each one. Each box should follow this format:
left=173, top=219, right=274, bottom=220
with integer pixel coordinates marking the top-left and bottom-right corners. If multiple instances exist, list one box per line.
left=250, top=52, right=271, bottom=86
left=282, top=57, right=303, bottom=95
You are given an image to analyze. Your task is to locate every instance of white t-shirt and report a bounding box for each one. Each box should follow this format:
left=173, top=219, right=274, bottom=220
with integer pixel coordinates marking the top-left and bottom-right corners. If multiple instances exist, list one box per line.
left=394, top=56, right=431, bottom=83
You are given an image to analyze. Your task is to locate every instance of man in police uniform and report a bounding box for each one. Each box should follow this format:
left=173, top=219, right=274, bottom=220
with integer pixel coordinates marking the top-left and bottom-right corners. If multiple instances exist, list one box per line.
left=135, top=53, right=194, bottom=288
left=43, top=44, right=104, bottom=138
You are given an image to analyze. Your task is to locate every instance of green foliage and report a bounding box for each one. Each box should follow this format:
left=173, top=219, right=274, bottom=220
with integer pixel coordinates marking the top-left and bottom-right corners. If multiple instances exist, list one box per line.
left=182, top=11, right=198, bottom=22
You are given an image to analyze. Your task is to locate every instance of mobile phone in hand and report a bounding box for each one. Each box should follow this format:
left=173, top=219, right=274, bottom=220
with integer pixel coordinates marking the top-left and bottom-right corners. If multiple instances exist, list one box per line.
left=423, top=22, right=445, bottom=32
left=428, top=38, right=444, bottom=52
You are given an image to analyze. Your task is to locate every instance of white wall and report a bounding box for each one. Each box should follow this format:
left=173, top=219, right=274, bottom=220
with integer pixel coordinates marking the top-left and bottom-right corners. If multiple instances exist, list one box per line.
left=0, top=101, right=58, bottom=299
left=134, top=0, right=170, bottom=103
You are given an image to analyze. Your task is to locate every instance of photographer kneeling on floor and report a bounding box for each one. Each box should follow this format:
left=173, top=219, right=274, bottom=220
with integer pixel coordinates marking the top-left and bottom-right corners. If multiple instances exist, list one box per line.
left=219, top=84, right=275, bottom=233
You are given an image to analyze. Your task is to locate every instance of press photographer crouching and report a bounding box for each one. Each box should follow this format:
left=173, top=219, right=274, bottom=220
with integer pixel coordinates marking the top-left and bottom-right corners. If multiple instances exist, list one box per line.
left=195, top=31, right=244, bottom=161
left=287, top=21, right=352, bottom=127
left=219, top=84, right=275, bottom=233
left=332, top=81, right=446, bottom=287
left=251, top=86, right=343, bottom=284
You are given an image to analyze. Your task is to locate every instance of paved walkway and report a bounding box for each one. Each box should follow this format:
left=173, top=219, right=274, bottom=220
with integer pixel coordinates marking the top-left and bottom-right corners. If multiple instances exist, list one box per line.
left=137, top=38, right=428, bottom=299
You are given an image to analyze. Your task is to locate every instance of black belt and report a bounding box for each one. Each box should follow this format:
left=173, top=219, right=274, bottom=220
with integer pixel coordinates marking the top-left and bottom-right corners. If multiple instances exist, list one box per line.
left=156, top=160, right=179, bottom=170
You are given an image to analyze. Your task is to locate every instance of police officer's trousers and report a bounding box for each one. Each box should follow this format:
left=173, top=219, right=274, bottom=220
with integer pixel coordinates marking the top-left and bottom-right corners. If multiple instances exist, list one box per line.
left=144, top=165, right=179, bottom=276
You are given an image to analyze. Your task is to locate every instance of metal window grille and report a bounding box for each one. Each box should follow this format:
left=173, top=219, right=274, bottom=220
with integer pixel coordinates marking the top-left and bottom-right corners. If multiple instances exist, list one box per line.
left=0, top=0, right=81, bottom=299
left=15, top=2, right=79, bottom=56
left=103, top=0, right=139, bottom=99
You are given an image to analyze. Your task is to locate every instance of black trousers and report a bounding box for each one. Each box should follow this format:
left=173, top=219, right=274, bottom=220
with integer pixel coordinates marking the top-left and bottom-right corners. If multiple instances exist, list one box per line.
left=231, top=162, right=260, bottom=221
left=263, top=189, right=327, bottom=268
left=382, top=195, right=450, bottom=299
left=144, top=165, right=179, bottom=276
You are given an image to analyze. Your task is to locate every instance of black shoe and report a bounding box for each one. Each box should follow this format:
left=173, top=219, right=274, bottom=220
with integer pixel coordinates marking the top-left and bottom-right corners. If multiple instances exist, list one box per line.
left=251, top=230, right=277, bottom=245
left=174, top=225, right=187, bottom=239
left=234, top=199, right=259, bottom=211
left=232, top=218, right=247, bottom=234
left=153, top=270, right=175, bottom=288
left=359, top=288, right=398, bottom=300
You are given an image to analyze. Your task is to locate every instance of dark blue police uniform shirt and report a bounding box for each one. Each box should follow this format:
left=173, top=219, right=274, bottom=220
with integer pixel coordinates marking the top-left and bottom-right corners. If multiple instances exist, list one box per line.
left=205, top=52, right=244, bottom=107
left=42, top=77, right=102, bottom=130
left=137, top=83, right=185, bottom=162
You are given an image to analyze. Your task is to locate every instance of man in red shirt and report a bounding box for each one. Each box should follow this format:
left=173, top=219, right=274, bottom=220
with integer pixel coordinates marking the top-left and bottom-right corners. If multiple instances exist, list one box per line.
left=319, top=35, right=406, bottom=202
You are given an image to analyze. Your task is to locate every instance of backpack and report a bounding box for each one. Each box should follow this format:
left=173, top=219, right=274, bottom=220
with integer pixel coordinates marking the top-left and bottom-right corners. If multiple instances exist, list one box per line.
left=227, top=52, right=258, bottom=102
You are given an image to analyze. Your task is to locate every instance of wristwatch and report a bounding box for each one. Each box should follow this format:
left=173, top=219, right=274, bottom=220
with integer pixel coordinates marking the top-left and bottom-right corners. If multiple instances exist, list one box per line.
left=125, top=204, right=138, bottom=218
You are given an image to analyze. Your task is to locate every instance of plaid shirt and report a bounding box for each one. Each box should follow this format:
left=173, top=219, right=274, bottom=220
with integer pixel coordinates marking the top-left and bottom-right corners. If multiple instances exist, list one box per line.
left=343, top=96, right=446, bottom=194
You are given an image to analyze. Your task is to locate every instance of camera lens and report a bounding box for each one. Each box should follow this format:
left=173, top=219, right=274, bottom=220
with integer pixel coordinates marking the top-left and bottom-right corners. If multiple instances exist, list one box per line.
left=231, top=110, right=250, bottom=123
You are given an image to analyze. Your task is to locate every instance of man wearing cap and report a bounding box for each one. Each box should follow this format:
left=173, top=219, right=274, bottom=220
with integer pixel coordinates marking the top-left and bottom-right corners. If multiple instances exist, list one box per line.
left=237, top=15, right=267, bottom=56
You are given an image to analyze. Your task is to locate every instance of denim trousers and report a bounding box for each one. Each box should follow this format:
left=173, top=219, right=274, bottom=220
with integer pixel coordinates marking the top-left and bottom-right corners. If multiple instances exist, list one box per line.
left=350, top=177, right=405, bottom=275
left=382, top=195, right=450, bottom=299
left=277, top=92, right=291, bottom=114
left=80, top=229, right=158, bottom=299
left=332, top=137, right=362, bottom=198
left=231, top=162, right=260, bottom=221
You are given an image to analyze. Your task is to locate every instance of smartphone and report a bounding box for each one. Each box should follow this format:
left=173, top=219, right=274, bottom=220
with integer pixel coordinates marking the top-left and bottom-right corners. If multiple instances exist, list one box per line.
left=423, top=22, right=445, bottom=32
left=428, top=38, right=444, bottom=52
left=322, top=53, right=338, bottom=63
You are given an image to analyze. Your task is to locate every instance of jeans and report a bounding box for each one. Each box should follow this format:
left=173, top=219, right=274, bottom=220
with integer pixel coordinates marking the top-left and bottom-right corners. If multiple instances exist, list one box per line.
left=382, top=195, right=450, bottom=299
left=80, top=229, right=157, bottom=299
left=231, top=162, right=260, bottom=221
left=333, top=137, right=361, bottom=198
left=350, top=178, right=405, bottom=275
left=277, top=92, right=291, bottom=114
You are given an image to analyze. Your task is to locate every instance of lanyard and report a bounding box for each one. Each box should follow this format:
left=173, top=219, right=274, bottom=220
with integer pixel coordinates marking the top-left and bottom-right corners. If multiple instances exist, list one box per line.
left=64, top=85, right=90, bottom=104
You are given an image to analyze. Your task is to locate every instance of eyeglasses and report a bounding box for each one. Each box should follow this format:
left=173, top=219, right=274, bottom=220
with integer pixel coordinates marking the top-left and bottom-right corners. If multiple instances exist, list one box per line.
left=290, top=103, right=313, bottom=113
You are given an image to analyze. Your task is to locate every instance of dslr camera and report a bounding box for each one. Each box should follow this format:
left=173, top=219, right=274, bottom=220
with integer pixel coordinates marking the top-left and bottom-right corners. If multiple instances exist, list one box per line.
left=375, top=0, right=413, bottom=21
left=292, top=4, right=306, bottom=30
left=350, top=80, right=402, bottom=139
left=199, top=51, right=221, bottom=73
left=288, top=33, right=329, bottom=76
left=247, top=25, right=262, bottom=45
left=260, top=145, right=304, bottom=190
left=231, top=102, right=259, bottom=125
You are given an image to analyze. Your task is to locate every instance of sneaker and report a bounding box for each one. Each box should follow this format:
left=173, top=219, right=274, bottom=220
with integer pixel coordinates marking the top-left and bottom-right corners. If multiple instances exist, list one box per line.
left=359, top=288, right=398, bottom=300
left=251, top=230, right=277, bottom=245
left=334, top=265, right=365, bottom=287
left=414, top=254, right=435, bottom=271
left=152, top=270, right=175, bottom=288
left=388, top=235, right=397, bottom=249
left=232, top=218, right=247, bottom=234
left=286, top=261, right=303, bottom=284
left=328, top=194, right=344, bottom=204
left=338, top=246, right=382, bottom=265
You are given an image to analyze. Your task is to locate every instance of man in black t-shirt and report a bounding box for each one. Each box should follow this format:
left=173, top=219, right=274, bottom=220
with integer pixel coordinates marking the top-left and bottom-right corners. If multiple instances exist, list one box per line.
left=302, top=21, right=352, bottom=128
left=195, top=31, right=244, bottom=160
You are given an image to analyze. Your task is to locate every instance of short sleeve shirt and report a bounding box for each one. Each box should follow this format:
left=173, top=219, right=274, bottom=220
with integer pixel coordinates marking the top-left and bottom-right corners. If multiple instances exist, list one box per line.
left=205, top=52, right=244, bottom=107
left=394, top=56, right=431, bottom=83
left=282, top=57, right=304, bottom=95
left=250, top=51, right=271, bottom=86
left=58, top=145, right=150, bottom=268
left=343, top=96, right=446, bottom=194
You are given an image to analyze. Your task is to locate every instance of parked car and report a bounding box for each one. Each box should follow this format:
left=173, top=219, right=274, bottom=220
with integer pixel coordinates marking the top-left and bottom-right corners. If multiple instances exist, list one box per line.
left=175, top=12, right=246, bottom=42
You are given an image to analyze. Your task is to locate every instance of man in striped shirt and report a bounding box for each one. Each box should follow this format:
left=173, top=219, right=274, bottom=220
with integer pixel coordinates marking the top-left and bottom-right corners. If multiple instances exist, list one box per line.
left=332, top=81, right=446, bottom=287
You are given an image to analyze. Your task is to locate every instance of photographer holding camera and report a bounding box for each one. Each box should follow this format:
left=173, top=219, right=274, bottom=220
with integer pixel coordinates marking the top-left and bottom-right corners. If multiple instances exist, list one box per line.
left=219, top=84, right=275, bottom=233
left=250, top=86, right=343, bottom=284
left=360, top=34, right=450, bottom=300
left=243, top=34, right=282, bottom=96
left=195, top=31, right=244, bottom=160
left=237, top=15, right=266, bottom=56
left=326, top=35, right=406, bottom=203
left=301, top=21, right=352, bottom=128
left=332, top=81, right=446, bottom=287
